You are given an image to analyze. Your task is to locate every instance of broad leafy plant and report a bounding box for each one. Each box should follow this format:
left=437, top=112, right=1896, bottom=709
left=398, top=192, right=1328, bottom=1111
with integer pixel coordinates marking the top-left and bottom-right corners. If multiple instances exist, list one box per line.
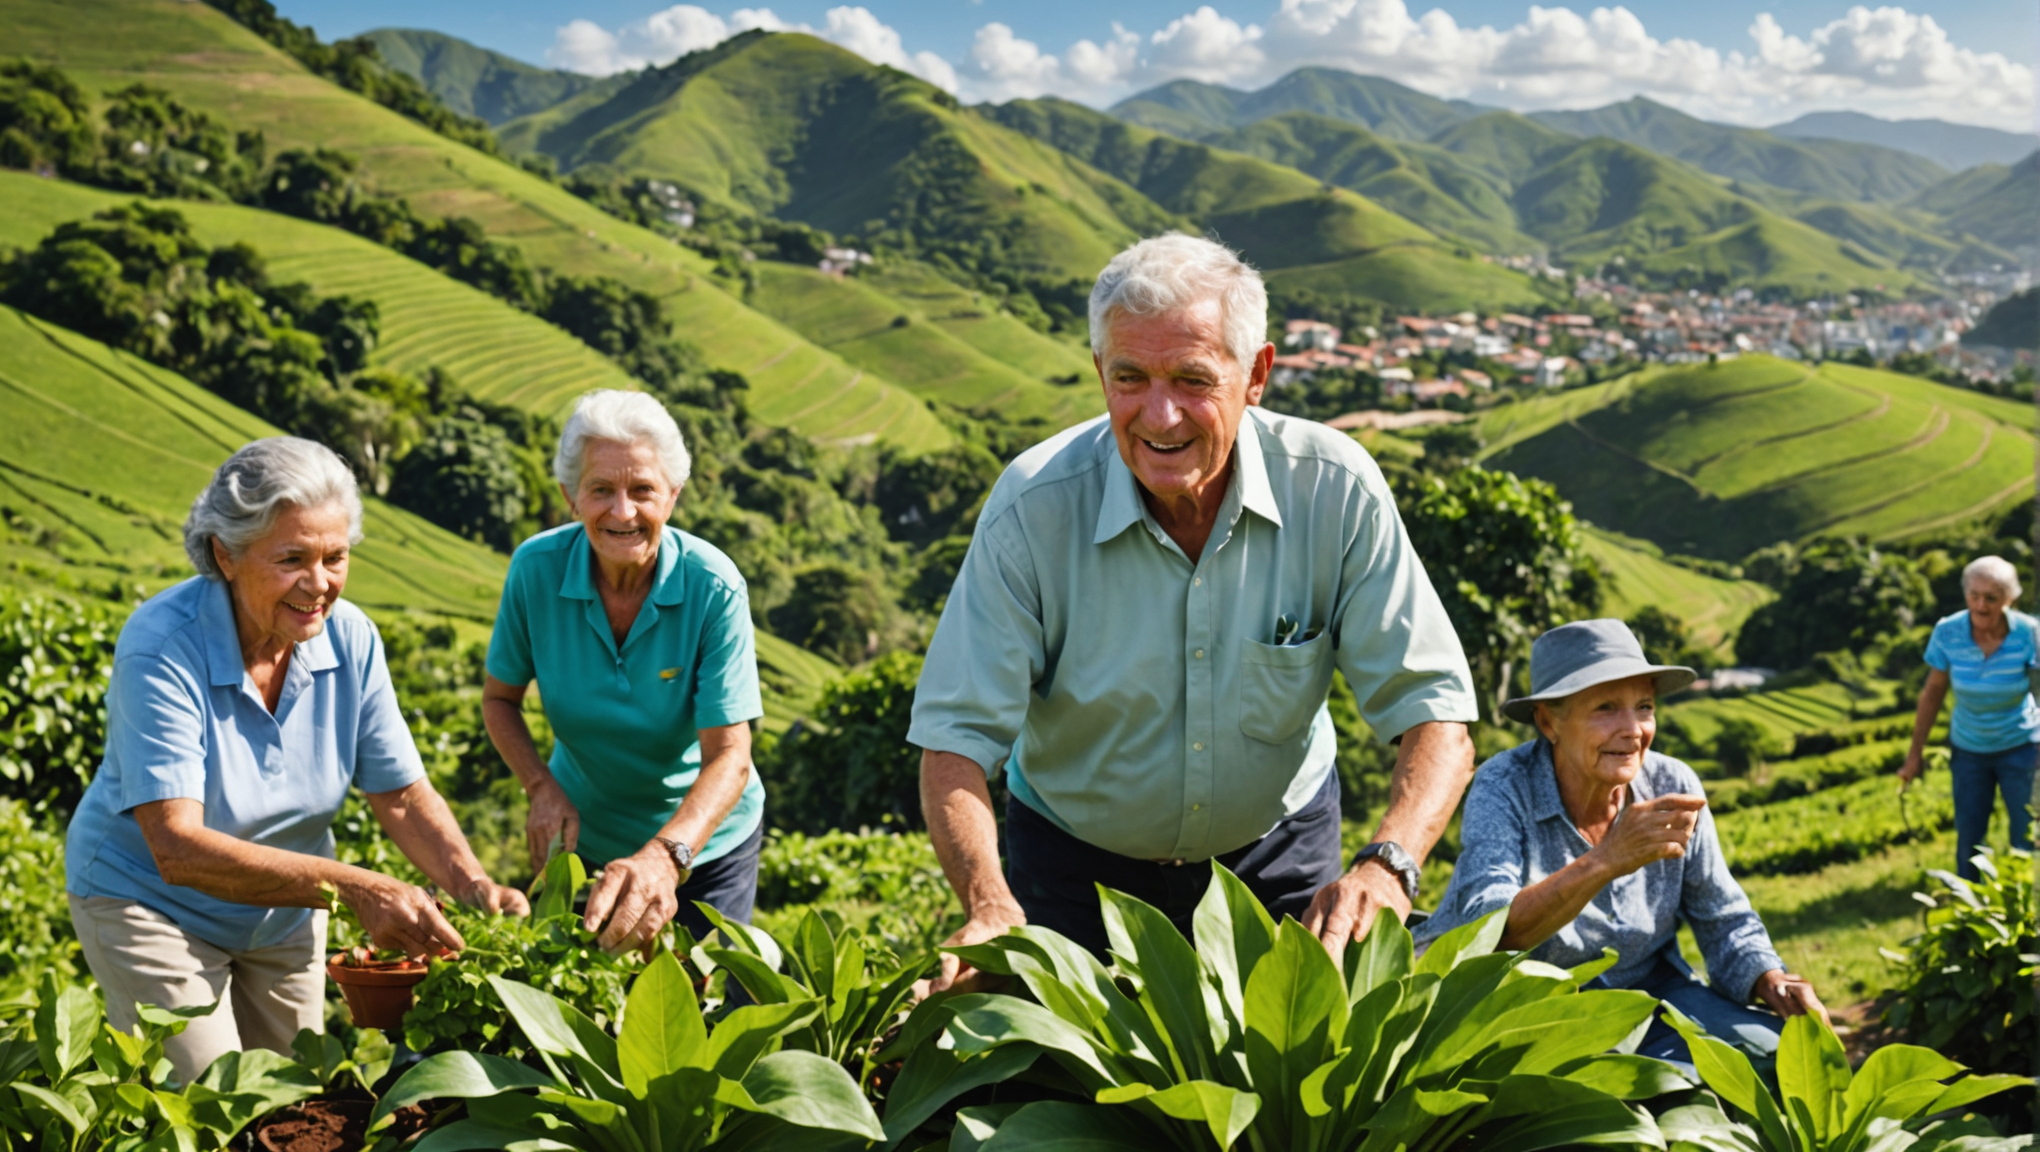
left=1879, top=849, right=2034, bottom=1075
left=0, top=975, right=322, bottom=1150
left=371, top=949, right=885, bottom=1150
left=918, top=863, right=1679, bottom=1151
left=1656, top=1011, right=2031, bottom=1152
left=699, top=904, right=924, bottom=1093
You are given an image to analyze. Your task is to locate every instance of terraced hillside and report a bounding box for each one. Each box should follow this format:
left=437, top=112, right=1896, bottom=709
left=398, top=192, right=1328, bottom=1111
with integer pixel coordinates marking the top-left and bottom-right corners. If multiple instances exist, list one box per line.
left=0, top=302, right=840, bottom=725
left=3, top=0, right=949, bottom=448
left=1479, top=357, right=2035, bottom=558
left=0, top=171, right=637, bottom=418
left=1583, top=528, right=1773, bottom=659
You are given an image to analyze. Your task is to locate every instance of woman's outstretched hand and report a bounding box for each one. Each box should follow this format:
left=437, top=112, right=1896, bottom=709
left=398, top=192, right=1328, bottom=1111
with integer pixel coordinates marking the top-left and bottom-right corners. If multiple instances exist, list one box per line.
left=1589, top=793, right=1708, bottom=878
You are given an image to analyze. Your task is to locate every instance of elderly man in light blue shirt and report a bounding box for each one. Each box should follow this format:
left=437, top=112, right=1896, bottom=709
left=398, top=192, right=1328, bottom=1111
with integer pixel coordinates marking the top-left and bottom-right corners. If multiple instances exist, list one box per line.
left=911, top=234, right=1479, bottom=990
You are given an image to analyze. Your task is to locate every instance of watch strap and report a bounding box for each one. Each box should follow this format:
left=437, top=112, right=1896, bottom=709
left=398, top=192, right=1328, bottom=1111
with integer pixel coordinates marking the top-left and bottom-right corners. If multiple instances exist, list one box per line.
left=1352, top=841, right=1419, bottom=903
left=654, top=836, right=695, bottom=879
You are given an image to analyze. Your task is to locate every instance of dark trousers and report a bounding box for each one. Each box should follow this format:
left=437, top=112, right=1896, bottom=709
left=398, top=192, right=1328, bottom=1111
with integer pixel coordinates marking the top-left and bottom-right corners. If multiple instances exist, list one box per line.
left=1004, top=771, right=1344, bottom=957
left=585, top=817, right=763, bottom=943
left=1950, top=743, right=2036, bottom=881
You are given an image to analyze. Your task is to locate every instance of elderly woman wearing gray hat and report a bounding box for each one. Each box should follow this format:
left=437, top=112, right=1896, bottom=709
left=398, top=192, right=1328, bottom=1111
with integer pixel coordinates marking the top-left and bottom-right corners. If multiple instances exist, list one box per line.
left=1416, top=619, right=1825, bottom=1069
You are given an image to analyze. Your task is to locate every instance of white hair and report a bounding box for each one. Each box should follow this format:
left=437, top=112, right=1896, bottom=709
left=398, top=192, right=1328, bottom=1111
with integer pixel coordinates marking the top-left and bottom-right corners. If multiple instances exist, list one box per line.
left=184, top=437, right=364, bottom=580
left=554, top=390, right=692, bottom=493
left=1088, top=233, right=1268, bottom=369
left=1963, top=555, right=2022, bottom=601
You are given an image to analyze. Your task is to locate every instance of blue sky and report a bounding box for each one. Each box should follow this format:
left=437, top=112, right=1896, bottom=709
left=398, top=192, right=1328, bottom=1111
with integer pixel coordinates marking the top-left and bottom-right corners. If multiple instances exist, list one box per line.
left=274, top=0, right=2038, bottom=129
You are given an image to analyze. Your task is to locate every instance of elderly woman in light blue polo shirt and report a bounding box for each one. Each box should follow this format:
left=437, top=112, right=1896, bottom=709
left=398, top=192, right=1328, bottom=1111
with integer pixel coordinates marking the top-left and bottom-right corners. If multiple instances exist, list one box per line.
left=66, top=438, right=527, bottom=1083
left=483, top=390, right=763, bottom=953
left=1900, top=555, right=2038, bottom=880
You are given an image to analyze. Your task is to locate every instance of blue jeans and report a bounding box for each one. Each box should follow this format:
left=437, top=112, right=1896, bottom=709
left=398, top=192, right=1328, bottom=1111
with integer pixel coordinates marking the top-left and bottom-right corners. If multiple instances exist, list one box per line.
left=1950, top=743, right=2036, bottom=881
left=1594, top=954, right=1782, bottom=1078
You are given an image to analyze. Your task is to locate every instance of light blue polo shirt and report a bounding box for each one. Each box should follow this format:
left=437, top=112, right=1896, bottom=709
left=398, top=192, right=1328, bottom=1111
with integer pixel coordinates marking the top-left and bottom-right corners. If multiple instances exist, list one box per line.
left=1925, top=609, right=2040, bottom=754
left=486, top=524, right=763, bottom=867
left=65, top=577, right=426, bottom=952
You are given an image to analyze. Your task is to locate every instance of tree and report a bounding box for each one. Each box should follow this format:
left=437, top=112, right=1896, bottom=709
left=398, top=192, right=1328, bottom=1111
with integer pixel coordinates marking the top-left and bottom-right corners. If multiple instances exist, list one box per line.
left=767, top=651, right=924, bottom=834
left=1712, top=716, right=1782, bottom=777
left=1735, top=537, right=1933, bottom=671
left=1626, top=605, right=1709, bottom=675
left=766, top=562, right=910, bottom=667
left=389, top=416, right=529, bottom=551
left=1397, top=466, right=1604, bottom=721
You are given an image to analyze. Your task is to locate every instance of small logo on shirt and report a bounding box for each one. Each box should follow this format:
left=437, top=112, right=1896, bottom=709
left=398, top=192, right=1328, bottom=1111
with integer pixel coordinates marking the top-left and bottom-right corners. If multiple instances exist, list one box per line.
left=660, top=667, right=682, bottom=680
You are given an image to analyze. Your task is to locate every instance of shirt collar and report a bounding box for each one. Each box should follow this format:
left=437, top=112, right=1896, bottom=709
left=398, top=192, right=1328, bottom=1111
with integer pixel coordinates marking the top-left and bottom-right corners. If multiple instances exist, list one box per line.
left=1091, top=413, right=1284, bottom=545
left=558, top=525, right=687, bottom=606
left=199, top=577, right=339, bottom=686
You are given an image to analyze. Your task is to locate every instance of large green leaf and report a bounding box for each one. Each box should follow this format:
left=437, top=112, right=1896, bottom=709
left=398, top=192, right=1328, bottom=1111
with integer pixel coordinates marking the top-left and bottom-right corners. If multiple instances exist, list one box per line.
left=735, top=1050, right=884, bottom=1141
left=187, top=1048, right=323, bottom=1137
left=1478, top=1075, right=1665, bottom=1152
left=1664, top=1009, right=1794, bottom=1152
left=1841, top=1045, right=1962, bottom=1132
left=700, top=1000, right=823, bottom=1082
left=371, top=1050, right=559, bottom=1126
left=1440, top=990, right=1660, bottom=1080
left=618, top=950, right=707, bottom=1097
left=1102, top=1079, right=1261, bottom=1150
left=1655, top=1101, right=1764, bottom=1152
left=714, top=1113, right=872, bottom=1152
left=1356, top=1084, right=1490, bottom=1152
left=1011, top=926, right=1173, bottom=1073
left=531, top=851, right=587, bottom=924
left=705, top=947, right=800, bottom=1006
left=1101, top=886, right=1218, bottom=1083
left=1244, top=919, right=1346, bottom=1142
left=411, top=1117, right=588, bottom=1151
left=696, top=903, right=786, bottom=972
left=881, top=1042, right=1041, bottom=1146
left=1345, top=914, right=1414, bottom=1003
left=488, top=975, right=621, bottom=1075
left=946, top=994, right=1115, bottom=1088
left=1548, top=1055, right=1693, bottom=1100
left=978, top=1101, right=1165, bottom=1151
left=34, top=978, right=100, bottom=1081
left=1777, top=1014, right=1850, bottom=1145
left=1192, top=863, right=1277, bottom=1021
left=949, top=1103, right=1029, bottom=1152
left=1921, top=1074, right=2031, bottom=1119
left=1413, top=910, right=1506, bottom=977
left=1402, top=951, right=1513, bottom=1077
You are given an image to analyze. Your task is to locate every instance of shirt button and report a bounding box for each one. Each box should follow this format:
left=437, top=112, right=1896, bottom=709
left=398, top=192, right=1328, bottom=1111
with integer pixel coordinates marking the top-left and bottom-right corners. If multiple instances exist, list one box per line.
left=1194, top=649, right=1204, bottom=659
left=1193, top=577, right=1202, bottom=586
left=1193, top=741, right=1204, bottom=751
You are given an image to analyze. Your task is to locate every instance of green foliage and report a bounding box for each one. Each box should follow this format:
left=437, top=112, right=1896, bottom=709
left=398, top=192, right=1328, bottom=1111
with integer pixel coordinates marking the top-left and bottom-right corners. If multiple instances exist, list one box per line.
left=0, top=596, right=116, bottom=817
left=1711, top=717, right=1787, bottom=778
left=0, top=975, right=324, bottom=1150
left=1397, top=465, right=1604, bottom=720
left=1702, top=739, right=1907, bottom=815
left=371, top=949, right=886, bottom=1149
left=1713, top=773, right=1953, bottom=875
left=0, top=59, right=95, bottom=175
left=0, top=801, right=80, bottom=999
left=1658, top=1010, right=2028, bottom=1152
left=388, top=413, right=530, bottom=551
left=1737, top=538, right=1933, bottom=672
left=397, top=850, right=647, bottom=1059
left=754, top=828, right=962, bottom=957
left=923, top=866, right=1676, bottom=1151
left=1879, top=850, right=2036, bottom=1076
left=769, top=651, right=923, bottom=833
left=0, top=63, right=263, bottom=202
left=699, top=903, right=926, bottom=1094
left=1626, top=606, right=1712, bottom=676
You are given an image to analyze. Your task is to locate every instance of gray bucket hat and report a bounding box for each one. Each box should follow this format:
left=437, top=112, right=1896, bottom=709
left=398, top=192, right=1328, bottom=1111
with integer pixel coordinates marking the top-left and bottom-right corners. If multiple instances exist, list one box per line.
left=1500, top=619, right=1696, bottom=724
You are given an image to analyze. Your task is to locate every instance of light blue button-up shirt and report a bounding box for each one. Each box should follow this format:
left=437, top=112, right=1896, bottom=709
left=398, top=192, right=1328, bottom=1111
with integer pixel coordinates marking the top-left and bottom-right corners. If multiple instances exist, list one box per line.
left=1416, top=740, right=1783, bottom=1002
left=486, top=524, right=763, bottom=867
left=908, top=408, right=1478, bottom=862
left=65, top=577, right=425, bottom=952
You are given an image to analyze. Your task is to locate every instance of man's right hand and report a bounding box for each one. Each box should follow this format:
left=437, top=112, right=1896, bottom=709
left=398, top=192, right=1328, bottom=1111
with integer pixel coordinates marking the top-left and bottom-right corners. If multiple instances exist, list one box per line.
left=1588, top=794, right=1707, bottom=879
left=914, top=901, right=1026, bottom=1001
left=525, top=778, right=581, bottom=874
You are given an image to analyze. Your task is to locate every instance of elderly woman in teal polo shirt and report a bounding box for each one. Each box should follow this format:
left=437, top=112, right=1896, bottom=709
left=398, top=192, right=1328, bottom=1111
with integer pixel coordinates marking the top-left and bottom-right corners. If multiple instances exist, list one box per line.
left=483, top=390, right=764, bottom=952
left=1899, top=555, right=2038, bottom=879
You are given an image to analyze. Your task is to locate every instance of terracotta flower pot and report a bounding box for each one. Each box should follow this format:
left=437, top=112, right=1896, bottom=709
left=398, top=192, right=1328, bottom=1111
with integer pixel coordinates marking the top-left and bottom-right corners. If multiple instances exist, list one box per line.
left=325, top=954, right=430, bottom=1030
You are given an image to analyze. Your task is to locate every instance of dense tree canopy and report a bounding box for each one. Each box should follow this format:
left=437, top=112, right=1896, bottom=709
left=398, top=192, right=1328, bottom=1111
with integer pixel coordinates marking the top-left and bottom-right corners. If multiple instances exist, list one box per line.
left=1735, top=537, right=1934, bottom=671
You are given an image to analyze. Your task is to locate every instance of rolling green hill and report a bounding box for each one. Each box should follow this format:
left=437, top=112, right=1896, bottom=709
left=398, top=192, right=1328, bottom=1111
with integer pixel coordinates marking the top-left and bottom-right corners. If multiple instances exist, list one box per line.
left=0, top=302, right=839, bottom=724
left=1905, top=153, right=2040, bottom=255
left=1582, top=528, right=1773, bottom=659
left=981, top=97, right=1543, bottom=311
left=1526, top=96, right=1948, bottom=204
left=0, top=170, right=641, bottom=419
left=4, top=0, right=949, bottom=449
left=1771, top=111, right=2035, bottom=173
left=1111, top=69, right=1478, bottom=143
left=1478, top=357, right=2035, bottom=559
left=362, top=28, right=622, bottom=125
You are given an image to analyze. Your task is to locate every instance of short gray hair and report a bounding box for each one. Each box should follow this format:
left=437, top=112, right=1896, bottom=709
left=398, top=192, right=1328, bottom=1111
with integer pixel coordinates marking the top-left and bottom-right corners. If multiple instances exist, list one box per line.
left=553, top=390, right=691, bottom=493
left=1963, top=555, right=2022, bottom=601
left=184, top=438, right=364, bottom=580
left=1089, top=233, right=1268, bottom=369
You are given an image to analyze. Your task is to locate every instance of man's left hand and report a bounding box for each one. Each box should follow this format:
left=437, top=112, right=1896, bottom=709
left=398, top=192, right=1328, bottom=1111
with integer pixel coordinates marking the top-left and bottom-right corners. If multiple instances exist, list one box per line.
left=1302, top=859, right=1412, bottom=958
left=1754, top=968, right=1829, bottom=1026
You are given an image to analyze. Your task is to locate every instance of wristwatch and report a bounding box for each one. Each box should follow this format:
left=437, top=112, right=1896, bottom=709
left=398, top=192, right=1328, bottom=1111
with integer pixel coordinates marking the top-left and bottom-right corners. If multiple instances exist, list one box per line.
left=1351, top=841, right=1420, bottom=904
left=653, top=836, right=696, bottom=887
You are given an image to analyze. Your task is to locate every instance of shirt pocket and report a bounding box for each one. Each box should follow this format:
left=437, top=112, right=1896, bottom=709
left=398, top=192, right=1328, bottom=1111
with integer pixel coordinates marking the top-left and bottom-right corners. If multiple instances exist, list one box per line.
left=1238, top=632, right=1335, bottom=745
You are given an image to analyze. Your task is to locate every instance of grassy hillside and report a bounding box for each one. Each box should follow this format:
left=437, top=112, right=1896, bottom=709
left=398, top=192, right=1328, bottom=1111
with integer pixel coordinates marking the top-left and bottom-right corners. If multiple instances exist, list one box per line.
left=1583, top=528, right=1774, bottom=659
left=503, top=33, right=1168, bottom=287
left=1526, top=96, right=1948, bottom=204
left=0, top=302, right=839, bottom=724
left=362, top=27, right=621, bottom=125
left=1482, top=357, right=2035, bottom=558
left=984, top=97, right=1543, bottom=310
left=1906, top=153, right=2040, bottom=255
left=5, top=0, right=949, bottom=449
left=1110, top=69, right=1477, bottom=143
left=857, top=263, right=1098, bottom=385
left=0, top=170, right=641, bottom=418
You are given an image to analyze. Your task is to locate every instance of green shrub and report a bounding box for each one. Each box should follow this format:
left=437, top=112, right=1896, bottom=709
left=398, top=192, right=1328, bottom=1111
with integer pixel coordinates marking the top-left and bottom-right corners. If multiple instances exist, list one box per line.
left=1879, top=849, right=2036, bottom=1076
left=0, top=595, right=117, bottom=816
left=0, top=800, right=79, bottom=999
left=767, top=652, right=924, bottom=834
left=754, top=828, right=960, bottom=956
left=1714, top=773, right=1952, bottom=875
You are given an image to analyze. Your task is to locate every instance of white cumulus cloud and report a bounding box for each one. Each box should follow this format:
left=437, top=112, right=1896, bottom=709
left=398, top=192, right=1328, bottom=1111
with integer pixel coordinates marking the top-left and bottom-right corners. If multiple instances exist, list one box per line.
left=546, top=3, right=955, bottom=90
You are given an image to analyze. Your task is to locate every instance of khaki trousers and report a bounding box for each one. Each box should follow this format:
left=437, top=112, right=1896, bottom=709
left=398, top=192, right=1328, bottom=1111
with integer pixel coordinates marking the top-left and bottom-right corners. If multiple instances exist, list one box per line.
left=68, top=895, right=327, bottom=1084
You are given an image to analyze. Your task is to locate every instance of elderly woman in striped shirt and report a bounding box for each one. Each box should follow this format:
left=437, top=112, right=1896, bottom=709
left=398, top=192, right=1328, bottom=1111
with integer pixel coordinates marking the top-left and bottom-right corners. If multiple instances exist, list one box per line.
left=1899, top=555, right=2038, bottom=880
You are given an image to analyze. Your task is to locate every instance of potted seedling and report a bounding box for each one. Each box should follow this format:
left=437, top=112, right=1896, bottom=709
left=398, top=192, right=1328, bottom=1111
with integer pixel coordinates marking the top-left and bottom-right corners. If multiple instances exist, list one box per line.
left=319, top=881, right=435, bottom=1030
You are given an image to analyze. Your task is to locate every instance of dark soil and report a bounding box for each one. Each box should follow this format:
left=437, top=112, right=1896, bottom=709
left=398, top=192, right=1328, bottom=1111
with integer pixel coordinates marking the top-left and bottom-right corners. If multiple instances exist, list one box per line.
left=242, top=1089, right=429, bottom=1152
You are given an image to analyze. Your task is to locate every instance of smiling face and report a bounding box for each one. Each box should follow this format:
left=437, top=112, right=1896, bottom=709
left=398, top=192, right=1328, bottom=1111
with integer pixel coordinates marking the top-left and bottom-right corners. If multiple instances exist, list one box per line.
left=1096, top=298, right=1272, bottom=510
left=212, top=501, right=352, bottom=653
left=564, top=437, right=681, bottom=573
left=1536, top=674, right=1659, bottom=793
left=1965, top=578, right=2014, bottom=631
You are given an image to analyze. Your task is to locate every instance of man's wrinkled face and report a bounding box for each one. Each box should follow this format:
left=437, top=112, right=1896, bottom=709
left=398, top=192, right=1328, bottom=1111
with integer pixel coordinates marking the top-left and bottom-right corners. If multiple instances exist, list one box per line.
left=1096, top=298, right=1270, bottom=507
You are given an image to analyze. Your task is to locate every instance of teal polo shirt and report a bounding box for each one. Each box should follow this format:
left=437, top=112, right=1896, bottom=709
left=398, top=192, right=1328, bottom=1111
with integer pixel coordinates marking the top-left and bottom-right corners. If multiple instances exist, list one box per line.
left=487, top=524, right=764, bottom=865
